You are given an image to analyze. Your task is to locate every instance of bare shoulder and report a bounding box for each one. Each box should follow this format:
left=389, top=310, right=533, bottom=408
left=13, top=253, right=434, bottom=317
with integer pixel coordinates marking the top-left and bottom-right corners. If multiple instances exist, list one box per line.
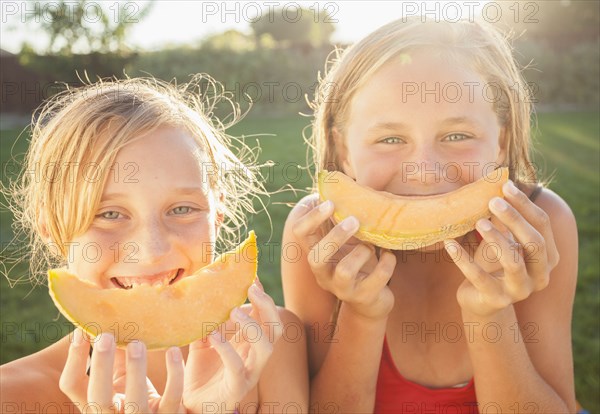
left=516, top=186, right=578, bottom=319
left=535, top=187, right=577, bottom=226
left=0, top=351, right=69, bottom=407
left=535, top=187, right=578, bottom=260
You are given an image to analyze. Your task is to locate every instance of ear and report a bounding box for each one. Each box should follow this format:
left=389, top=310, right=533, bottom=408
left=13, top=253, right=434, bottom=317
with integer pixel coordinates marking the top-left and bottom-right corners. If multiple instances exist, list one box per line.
left=37, top=213, right=52, bottom=244
left=332, top=127, right=355, bottom=179
left=214, top=192, right=225, bottom=231
left=495, top=127, right=508, bottom=166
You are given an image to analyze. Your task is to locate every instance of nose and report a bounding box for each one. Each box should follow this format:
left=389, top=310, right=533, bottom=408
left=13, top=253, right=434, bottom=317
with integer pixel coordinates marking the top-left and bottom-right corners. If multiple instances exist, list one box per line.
left=401, top=141, right=443, bottom=184
left=131, top=217, right=172, bottom=265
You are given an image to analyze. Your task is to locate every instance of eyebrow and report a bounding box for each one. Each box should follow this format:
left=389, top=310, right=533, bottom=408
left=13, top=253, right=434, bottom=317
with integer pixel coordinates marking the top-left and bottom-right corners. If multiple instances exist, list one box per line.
left=368, top=121, right=410, bottom=132
left=172, top=187, right=210, bottom=196
left=368, top=117, right=483, bottom=132
left=439, top=117, right=483, bottom=128
left=101, top=187, right=209, bottom=201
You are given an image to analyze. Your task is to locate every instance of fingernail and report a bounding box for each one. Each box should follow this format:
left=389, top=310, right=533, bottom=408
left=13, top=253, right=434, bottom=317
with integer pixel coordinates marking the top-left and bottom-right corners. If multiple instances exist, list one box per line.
left=491, top=197, right=507, bottom=212
left=443, top=240, right=459, bottom=257
left=477, top=219, right=492, bottom=232
left=255, top=277, right=264, bottom=289
left=208, top=330, right=223, bottom=344
left=505, top=181, right=519, bottom=196
left=71, top=329, right=83, bottom=347
left=319, top=200, right=333, bottom=213
left=168, top=347, right=182, bottom=363
left=249, top=284, right=263, bottom=297
left=128, top=341, right=143, bottom=359
left=231, top=307, right=248, bottom=321
left=95, top=333, right=114, bottom=352
left=443, top=240, right=453, bottom=251
left=340, top=216, right=359, bottom=232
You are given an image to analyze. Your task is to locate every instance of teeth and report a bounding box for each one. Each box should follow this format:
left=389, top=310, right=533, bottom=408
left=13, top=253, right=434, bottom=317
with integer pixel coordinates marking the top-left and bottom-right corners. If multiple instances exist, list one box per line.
left=113, top=269, right=180, bottom=289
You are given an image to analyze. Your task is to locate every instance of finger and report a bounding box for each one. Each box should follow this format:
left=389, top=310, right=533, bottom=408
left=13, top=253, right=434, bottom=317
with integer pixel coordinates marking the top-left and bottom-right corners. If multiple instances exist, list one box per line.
left=208, top=330, right=247, bottom=391
left=254, top=276, right=264, bottom=291
left=248, top=279, right=263, bottom=321
left=489, top=211, right=512, bottom=238
left=502, top=181, right=559, bottom=268
left=186, top=337, right=221, bottom=387
left=309, top=216, right=360, bottom=264
left=360, top=249, right=397, bottom=293
left=292, top=200, right=335, bottom=248
left=230, top=308, right=273, bottom=367
left=335, top=243, right=376, bottom=288
left=87, top=333, right=116, bottom=410
left=159, top=347, right=185, bottom=413
left=475, top=219, right=530, bottom=299
left=59, top=329, right=91, bottom=405
left=307, top=216, right=359, bottom=282
left=125, top=341, right=149, bottom=413
left=248, top=286, right=283, bottom=342
left=489, top=192, right=553, bottom=284
left=444, top=240, right=499, bottom=295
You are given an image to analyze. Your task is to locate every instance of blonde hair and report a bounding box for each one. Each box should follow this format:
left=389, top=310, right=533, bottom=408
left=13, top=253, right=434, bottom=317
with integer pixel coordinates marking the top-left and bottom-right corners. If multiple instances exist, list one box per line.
left=309, top=17, right=538, bottom=187
left=4, top=75, right=266, bottom=285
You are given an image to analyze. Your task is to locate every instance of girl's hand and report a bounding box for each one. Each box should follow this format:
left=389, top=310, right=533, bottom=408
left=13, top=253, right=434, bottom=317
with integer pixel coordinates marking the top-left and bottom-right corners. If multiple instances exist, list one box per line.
left=60, top=281, right=281, bottom=413
left=292, top=200, right=397, bottom=320
left=182, top=279, right=282, bottom=411
left=60, top=330, right=185, bottom=413
left=445, top=181, right=560, bottom=317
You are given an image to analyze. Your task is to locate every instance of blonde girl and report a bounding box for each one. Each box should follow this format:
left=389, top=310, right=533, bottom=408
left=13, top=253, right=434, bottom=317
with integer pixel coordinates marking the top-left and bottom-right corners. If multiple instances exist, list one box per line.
left=282, top=17, right=577, bottom=413
left=1, top=76, right=308, bottom=413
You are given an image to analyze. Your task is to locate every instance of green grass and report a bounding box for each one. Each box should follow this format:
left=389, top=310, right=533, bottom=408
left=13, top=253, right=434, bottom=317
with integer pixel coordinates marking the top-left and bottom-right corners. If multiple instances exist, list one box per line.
left=1, top=112, right=598, bottom=410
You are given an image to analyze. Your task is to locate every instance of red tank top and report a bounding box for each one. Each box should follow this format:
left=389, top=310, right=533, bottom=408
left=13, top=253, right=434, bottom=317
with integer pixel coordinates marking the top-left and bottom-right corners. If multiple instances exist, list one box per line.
left=375, top=337, right=479, bottom=414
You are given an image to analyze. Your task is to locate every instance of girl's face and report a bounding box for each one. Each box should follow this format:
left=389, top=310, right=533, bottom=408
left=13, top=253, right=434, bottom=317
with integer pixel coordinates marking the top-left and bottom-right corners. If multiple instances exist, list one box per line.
left=338, top=51, right=506, bottom=196
left=67, top=126, right=219, bottom=288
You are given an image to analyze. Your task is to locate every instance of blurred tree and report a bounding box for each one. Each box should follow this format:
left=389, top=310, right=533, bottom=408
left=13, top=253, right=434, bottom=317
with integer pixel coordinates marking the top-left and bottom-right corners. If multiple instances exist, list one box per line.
left=251, top=6, right=336, bottom=48
left=494, top=0, right=599, bottom=50
left=491, top=1, right=600, bottom=108
left=201, top=30, right=257, bottom=52
left=17, top=1, right=153, bottom=92
left=23, top=0, right=153, bottom=55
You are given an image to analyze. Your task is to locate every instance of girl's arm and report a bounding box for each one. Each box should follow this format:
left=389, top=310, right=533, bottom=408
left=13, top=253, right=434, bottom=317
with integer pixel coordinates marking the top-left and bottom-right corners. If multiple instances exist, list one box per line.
left=282, top=195, right=395, bottom=413
left=252, top=306, right=309, bottom=412
left=449, top=186, right=577, bottom=412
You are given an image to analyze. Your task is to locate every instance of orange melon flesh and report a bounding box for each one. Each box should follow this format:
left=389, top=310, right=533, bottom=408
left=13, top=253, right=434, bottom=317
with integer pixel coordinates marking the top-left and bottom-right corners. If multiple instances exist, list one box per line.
left=48, top=232, right=257, bottom=349
left=318, top=168, right=508, bottom=249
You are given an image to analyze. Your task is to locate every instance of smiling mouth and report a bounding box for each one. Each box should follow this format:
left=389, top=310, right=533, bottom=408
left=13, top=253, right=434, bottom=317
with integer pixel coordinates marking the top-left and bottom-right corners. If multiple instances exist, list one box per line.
left=111, top=269, right=184, bottom=289
left=400, top=193, right=444, bottom=197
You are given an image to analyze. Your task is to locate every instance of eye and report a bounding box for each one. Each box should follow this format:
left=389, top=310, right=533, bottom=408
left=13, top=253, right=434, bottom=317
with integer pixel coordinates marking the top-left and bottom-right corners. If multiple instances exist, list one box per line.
left=97, top=211, right=122, bottom=220
left=170, top=206, right=194, bottom=215
left=444, top=133, right=470, bottom=142
left=379, top=136, right=404, bottom=144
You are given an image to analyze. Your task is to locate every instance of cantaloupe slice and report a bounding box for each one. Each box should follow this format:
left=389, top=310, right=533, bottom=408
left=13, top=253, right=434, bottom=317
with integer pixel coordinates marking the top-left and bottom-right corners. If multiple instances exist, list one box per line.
left=318, top=168, right=508, bottom=249
left=48, top=232, right=257, bottom=349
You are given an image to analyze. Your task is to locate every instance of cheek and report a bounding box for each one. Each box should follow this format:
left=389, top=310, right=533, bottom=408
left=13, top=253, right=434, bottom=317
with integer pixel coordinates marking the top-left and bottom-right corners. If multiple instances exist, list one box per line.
left=66, top=232, right=120, bottom=284
left=175, top=217, right=216, bottom=267
left=344, top=143, right=391, bottom=182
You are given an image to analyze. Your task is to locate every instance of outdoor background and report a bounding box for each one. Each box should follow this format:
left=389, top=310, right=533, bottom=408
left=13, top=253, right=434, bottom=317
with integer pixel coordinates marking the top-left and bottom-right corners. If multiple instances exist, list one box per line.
left=1, top=1, right=598, bottom=411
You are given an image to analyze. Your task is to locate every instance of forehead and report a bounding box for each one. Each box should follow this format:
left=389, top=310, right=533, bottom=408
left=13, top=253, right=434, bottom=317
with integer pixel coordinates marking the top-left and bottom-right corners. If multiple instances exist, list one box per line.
left=347, top=52, right=498, bottom=125
left=102, top=126, right=213, bottom=194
